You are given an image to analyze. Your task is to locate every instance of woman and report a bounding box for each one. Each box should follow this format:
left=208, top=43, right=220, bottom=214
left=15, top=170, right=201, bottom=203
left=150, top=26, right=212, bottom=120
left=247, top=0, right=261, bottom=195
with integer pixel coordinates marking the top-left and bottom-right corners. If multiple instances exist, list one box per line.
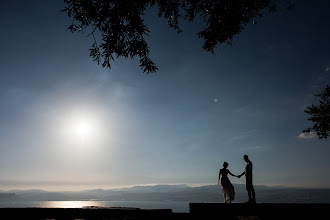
left=218, top=162, right=236, bottom=203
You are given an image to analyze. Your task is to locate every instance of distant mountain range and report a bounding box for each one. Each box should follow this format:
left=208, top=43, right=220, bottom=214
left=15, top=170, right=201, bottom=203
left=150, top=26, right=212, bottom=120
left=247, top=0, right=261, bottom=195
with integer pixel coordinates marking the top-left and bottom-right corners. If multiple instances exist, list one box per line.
left=1, top=184, right=330, bottom=203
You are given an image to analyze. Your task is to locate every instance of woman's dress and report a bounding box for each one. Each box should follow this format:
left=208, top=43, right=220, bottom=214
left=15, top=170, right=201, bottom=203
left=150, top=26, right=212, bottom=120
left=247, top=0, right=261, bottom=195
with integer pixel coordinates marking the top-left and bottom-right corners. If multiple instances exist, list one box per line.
left=220, top=168, right=235, bottom=202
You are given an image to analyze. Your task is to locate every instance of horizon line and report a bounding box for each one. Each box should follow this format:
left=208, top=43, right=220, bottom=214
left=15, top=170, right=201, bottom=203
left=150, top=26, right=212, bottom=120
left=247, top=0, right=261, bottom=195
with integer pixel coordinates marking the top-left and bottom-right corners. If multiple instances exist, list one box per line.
left=1, top=183, right=330, bottom=192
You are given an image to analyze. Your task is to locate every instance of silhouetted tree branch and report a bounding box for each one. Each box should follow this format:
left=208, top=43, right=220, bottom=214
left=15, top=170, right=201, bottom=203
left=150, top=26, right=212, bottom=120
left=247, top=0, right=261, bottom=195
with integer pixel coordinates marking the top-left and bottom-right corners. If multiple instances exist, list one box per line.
left=62, top=0, right=294, bottom=73
left=303, top=85, right=330, bottom=139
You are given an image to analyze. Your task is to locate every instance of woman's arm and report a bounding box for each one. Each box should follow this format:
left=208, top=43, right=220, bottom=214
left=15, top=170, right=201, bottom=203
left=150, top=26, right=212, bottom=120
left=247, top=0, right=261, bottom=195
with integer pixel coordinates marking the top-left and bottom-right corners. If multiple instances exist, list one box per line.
left=228, top=170, right=237, bottom=177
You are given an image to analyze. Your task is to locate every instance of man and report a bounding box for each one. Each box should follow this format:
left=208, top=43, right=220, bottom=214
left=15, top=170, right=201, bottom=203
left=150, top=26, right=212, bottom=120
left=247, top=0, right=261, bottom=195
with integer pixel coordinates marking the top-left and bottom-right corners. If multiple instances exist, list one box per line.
left=238, top=155, right=256, bottom=203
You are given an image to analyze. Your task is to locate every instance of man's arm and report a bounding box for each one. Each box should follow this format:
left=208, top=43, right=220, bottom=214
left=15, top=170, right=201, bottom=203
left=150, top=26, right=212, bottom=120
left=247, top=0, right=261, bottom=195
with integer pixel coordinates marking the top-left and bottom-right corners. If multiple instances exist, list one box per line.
left=238, top=171, right=245, bottom=178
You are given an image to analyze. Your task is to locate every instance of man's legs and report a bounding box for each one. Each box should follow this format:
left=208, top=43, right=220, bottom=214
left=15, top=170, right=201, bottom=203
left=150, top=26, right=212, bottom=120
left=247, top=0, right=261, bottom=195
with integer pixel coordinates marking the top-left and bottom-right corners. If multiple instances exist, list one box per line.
left=247, top=190, right=252, bottom=201
left=251, top=186, right=256, bottom=202
left=246, top=177, right=256, bottom=203
left=247, top=189, right=256, bottom=203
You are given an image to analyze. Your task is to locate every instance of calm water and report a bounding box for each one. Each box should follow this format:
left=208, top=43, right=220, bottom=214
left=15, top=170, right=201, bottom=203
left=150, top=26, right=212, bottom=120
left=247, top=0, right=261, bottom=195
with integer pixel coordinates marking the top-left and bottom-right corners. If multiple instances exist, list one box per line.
left=0, top=201, right=189, bottom=213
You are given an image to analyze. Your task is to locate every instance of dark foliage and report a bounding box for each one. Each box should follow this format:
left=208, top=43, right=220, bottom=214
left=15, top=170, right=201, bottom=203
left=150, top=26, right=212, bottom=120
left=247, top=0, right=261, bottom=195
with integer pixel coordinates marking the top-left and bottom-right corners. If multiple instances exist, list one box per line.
left=303, top=85, right=330, bottom=139
left=62, top=0, right=294, bottom=73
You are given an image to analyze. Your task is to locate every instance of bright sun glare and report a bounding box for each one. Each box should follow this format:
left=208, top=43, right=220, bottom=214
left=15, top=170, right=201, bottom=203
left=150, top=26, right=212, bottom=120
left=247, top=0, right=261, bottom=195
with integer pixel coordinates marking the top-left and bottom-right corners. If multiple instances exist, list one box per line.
left=65, top=114, right=98, bottom=144
left=57, top=107, right=109, bottom=147
left=72, top=119, right=92, bottom=139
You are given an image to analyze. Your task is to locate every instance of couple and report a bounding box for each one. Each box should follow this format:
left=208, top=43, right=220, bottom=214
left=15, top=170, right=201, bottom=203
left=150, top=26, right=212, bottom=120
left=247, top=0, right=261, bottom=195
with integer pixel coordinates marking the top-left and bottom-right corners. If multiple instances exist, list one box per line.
left=218, top=155, right=256, bottom=203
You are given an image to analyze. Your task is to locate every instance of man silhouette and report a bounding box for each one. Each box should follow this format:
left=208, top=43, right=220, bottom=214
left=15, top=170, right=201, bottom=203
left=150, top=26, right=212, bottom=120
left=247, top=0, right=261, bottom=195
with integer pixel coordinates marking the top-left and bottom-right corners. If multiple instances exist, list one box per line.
left=238, top=155, right=256, bottom=203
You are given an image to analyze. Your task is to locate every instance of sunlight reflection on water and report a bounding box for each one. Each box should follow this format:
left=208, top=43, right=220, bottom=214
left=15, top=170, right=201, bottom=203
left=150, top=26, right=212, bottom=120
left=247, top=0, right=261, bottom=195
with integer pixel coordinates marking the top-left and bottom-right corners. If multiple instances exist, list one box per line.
left=0, top=201, right=189, bottom=212
left=41, top=201, right=103, bottom=208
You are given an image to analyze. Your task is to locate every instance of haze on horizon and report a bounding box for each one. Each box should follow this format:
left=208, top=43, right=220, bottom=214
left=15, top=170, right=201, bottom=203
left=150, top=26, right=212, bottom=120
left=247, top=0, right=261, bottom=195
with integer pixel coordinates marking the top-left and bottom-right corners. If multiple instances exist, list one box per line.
left=0, top=0, right=330, bottom=192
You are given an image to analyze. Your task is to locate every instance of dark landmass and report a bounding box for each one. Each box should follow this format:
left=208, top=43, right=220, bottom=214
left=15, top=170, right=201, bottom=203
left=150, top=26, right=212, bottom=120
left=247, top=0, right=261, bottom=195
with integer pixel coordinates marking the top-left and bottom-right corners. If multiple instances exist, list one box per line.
left=0, top=207, right=177, bottom=220
left=189, top=203, right=330, bottom=220
left=1, top=184, right=330, bottom=203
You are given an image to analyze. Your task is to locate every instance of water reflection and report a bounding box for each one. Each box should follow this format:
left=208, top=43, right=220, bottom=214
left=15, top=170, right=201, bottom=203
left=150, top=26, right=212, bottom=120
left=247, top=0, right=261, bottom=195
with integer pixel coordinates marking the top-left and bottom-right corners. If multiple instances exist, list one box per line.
left=41, top=201, right=103, bottom=208
left=0, top=201, right=189, bottom=212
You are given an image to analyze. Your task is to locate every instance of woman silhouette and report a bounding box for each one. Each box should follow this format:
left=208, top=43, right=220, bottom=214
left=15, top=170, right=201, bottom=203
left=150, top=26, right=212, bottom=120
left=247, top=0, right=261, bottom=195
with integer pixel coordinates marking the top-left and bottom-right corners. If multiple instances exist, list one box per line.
left=218, top=162, right=236, bottom=203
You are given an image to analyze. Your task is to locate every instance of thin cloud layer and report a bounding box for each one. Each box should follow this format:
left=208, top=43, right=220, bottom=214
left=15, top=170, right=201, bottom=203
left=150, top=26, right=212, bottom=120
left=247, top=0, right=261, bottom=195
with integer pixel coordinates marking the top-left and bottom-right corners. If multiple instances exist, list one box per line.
left=297, top=132, right=317, bottom=139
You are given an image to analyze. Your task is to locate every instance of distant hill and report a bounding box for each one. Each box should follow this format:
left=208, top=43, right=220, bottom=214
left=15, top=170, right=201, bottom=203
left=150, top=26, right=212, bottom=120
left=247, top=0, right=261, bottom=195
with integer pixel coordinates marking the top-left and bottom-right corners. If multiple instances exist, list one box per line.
left=1, top=184, right=330, bottom=203
left=117, top=184, right=190, bottom=193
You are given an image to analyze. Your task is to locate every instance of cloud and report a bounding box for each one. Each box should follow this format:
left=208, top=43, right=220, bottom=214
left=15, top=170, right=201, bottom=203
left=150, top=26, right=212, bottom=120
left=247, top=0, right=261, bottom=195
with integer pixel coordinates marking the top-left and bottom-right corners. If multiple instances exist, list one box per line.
left=297, top=132, right=317, bottom=139
left=325, top=65, right=330, bottom=72
left=234, top=105, right=261, bottom=118
left=240, top=145, right=265, bottom=151
left=231, top=129, right=257, bottom=141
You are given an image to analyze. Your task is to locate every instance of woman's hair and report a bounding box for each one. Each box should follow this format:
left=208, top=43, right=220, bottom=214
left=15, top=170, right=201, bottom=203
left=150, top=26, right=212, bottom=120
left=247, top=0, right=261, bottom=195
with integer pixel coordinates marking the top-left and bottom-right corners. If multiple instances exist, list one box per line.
left=223, top=162, right=228, bottom=168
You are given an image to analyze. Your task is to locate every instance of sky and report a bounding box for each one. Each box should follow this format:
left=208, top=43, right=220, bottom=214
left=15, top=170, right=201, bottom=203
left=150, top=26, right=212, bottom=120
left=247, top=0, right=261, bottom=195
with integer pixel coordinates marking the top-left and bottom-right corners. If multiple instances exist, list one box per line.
left=0, top=0, right=329, bottom=191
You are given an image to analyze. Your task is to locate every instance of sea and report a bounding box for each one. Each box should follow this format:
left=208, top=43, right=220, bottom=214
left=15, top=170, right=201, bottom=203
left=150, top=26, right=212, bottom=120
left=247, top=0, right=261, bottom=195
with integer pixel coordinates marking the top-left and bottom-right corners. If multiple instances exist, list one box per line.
left=0, top=201, right=190, bottom=213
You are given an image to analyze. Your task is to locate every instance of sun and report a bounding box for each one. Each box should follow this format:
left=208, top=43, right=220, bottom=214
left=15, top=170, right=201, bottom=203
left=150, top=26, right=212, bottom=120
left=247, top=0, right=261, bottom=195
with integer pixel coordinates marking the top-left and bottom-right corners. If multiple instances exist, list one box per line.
left=66, top=114, right=98, bottom=144
left=56, top=107, right=109, bottom=147
left=72, top=119, right=93, bottom=139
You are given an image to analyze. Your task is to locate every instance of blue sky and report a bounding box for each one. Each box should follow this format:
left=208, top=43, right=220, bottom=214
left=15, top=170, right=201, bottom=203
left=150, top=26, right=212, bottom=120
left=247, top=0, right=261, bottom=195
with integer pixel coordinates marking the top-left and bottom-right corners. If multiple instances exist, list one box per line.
left=0, top=0, right=329, bottom=191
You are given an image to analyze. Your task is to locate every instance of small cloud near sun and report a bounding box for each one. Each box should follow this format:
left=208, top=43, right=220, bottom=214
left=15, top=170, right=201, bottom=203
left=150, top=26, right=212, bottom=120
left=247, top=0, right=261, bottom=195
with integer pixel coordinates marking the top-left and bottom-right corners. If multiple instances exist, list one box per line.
left=325, top=65, right=330, bottom=72
left=297, top=132, right=317, bottom=139
left=213, top=98, right=219, bottom=103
